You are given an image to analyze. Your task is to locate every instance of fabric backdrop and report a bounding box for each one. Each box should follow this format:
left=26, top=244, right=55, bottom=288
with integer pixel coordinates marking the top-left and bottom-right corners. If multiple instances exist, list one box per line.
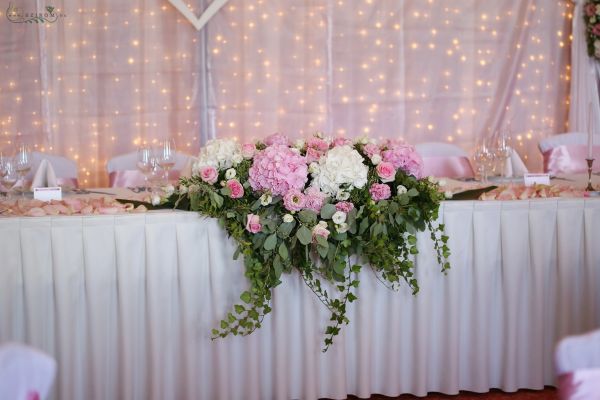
left=0, top=0, right=572, bottom=187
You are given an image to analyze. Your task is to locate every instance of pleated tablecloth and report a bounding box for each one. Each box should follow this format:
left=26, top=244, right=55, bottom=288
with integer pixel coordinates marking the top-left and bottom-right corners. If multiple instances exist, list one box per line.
left=1, top=199, right=600, bottom=399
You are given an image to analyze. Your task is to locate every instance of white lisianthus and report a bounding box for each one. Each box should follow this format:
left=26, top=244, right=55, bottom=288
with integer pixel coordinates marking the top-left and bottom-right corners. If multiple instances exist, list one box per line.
left=260, top=193, right=273, bottom=206
left=283, top=214, right=294, bottom=223
left=371, top=154, right=382, bottom=165
left=332, top=211, right=347, bottom=224
left=151, top=194, right=161, bottom=206
left=294, top=139, right=306, bottom=149
left=193, top=138, right=242, bottom=173
left=444, top=190, right=453, bottom=199
left=225, top=168, right=236, bottom=179
left=336, top=190, right=350, bottom=201
left=313, top=145, right=369, bottom=196
left=397, top=185, right=408, bottom=195
left=336, top=222, right=349, bottom=233
left=317, top=220, right=328, bottom=228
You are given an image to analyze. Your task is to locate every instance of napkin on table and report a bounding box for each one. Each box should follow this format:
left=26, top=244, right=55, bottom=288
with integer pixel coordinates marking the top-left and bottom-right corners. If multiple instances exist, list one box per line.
left=503, top=148, right=529, bottom=178
left=31, top=159, right=58, bottom=188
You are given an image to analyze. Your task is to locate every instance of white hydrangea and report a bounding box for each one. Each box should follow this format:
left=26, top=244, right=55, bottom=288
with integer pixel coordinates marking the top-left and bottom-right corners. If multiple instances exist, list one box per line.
left=192, top=138, right=242, bottom=173
left=312, top=145, right=368, bottom=196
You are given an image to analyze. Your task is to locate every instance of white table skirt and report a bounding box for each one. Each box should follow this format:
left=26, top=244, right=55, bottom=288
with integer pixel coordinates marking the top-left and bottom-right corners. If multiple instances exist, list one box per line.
left=1, top=199, right=600, bottom=399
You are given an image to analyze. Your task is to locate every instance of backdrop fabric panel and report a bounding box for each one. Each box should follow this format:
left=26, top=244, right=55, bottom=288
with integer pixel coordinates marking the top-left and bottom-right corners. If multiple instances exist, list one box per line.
left=1, top=199, right=600, bottom=399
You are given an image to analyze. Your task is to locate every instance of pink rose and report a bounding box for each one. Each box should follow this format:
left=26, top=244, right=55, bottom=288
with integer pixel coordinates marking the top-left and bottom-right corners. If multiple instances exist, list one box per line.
left=593, top=23, right=600, bottom=36
left=283, top=189, right=306, bottom=211
left=332, top=137, right=352, bottom=147
left=312, top=224, right=330, bottom=240
left=369, top=183, right=391, bottom=201
left=264, top=132, right=289, bottom=146
left=586, top=3, right=597, bottom=16
left=376, top=161, right=396, bottom=183
left=307, top=137, right=330, bottom=152
left=305, top=147, right=324, bottom=163
left=226, top=179, right=244, bottom=198
left=246, top=213, right=262, bottom=233
left=335, top=201, right=354, bottom=213
left=363, top=143, right=381, bottom=158
left=241, top=143, right=256, bottom=159
left=199, top=165, right=218, bottom=184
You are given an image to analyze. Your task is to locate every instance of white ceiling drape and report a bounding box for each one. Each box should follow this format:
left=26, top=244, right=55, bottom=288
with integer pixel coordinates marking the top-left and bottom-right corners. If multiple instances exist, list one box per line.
left=0, top=0, right=572, bottom=187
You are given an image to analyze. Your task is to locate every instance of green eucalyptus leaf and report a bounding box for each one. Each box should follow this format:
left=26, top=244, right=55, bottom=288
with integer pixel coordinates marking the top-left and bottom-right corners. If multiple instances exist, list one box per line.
left=320, top=204, right=337, bottom=219
left=407, top=188, right=419, bottom=197
left=264, top=233, right=278, bottom=251
left=296, top=225, right=313, bottom=245
left=278, top=242, right=289, bottom=260
left=298, top=210, right=317, bottom=225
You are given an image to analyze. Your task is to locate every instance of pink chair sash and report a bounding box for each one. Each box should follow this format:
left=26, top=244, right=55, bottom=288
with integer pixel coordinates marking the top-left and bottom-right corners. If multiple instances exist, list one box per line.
left=108, top=170, right=181, bottom=188
left=558, top=369, right=600, bottom=399
left=543, top=145, right=600, bottom=175
left=56, top=178, right=79, bottom=188
left=421, top=156, right=475, bottom=179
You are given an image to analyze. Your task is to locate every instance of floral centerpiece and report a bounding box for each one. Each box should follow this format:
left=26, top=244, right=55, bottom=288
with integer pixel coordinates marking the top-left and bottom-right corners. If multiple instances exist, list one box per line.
left=168, top=133, right=449, bottom=351
left=585, top=0, right=600, bottom=60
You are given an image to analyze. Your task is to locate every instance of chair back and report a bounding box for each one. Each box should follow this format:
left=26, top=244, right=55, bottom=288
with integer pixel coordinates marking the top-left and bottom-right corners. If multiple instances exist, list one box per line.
left=27, top=152, right=79, bottom=188
left=538, top=132, right=600, bottom=174
left=415, top=142, right=475, bottom=179
left=0, top=343, right=56, bottom=400
left=555, top=330, right=600, bottom=399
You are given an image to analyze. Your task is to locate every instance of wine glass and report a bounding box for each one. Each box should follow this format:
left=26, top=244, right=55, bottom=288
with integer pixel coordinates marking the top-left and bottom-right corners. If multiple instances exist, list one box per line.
left=493, top=128, right=512, bottom=183
left=137, top=145, right=154, bottom=191
left=473, top=139, right=495, bottom=183
left=15, top=144, right=32, bottom=196
left=1, top=158, right=18, bottom=199
left=158, top=139, right=176, bottom=182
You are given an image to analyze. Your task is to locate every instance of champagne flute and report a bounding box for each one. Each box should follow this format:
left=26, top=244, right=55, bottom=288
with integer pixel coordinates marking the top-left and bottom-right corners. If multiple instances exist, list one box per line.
left=15, top=144, right=32, bottom=196
left=473, top=139, right=495, bottom=183
left=1, top=158, right=18, bottom=199
left=137, top=145, right=154, bottom=191
left=158, top=139, right=176, bottom=182
left=493, top=128, right=512, bottom=183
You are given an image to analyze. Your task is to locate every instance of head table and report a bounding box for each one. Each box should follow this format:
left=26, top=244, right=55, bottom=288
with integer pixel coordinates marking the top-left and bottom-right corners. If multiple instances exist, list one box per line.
left=0, top=187, right=600, bottom=400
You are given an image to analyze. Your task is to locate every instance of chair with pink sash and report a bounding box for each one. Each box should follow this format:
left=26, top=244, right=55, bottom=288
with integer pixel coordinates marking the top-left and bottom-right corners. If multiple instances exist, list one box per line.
left=106, top=151, right=191, bottom=187
left=0, top=343, right=56, bottom=400
left=415, top=142, right=475, bottom=179
left=538, top=132, right=600, bottom=175
left=555, top=329, right=600, bottom=399
left=25, top=152, right=79, bottom=188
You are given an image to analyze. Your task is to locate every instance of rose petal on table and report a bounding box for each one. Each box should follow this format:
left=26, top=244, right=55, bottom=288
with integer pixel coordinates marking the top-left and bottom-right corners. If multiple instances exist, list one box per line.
left=81, top=205, right=94, bottom=215
left=132, top=205, right=148, bottom=213
left=98, top=207, right=119, bottom=214
left=26, top=207, right=47, bottom=217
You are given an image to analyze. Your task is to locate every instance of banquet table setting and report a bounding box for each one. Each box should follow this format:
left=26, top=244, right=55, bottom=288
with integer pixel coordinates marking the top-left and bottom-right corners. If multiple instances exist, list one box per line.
left=4, top=0, right=600, bottom=399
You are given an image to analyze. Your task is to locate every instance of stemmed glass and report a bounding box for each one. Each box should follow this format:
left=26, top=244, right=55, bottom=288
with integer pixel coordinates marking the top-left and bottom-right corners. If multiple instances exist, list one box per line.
left=492, top=128, right=512, bottom=184
left=157, top=139, right=176, bottom=182
left=137, top=145, right=154, bottom=191
left=473, top=139, right=495, bottom=183
left=0, top=158, right=18, bottom=199
left=15, top=144, right=32, bottom=197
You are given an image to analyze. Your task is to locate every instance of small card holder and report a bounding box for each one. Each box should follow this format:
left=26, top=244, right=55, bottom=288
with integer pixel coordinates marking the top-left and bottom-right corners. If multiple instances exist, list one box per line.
left=523, top=173, right=550, bottom=187
left=33, top=187, right=62, bottom=202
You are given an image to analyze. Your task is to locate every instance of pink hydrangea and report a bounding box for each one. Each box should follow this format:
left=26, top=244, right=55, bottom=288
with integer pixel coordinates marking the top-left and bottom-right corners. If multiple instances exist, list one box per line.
left=249, top=145, right=308, bottom=196
left=362, top=143, right=381, bottom=158
left=335, top=201, right=354, bottom=213
left=283, top=189, right=306, bottom=211
left=369, top=183, right=391, bottom=201
left=241, top=143, right=256, bottom=159
left=381, top=144, right=423, bottom=179
left=246, top=214, right=262, bottom=233
left=304, top=186, right=327, bottom=212
left=264, top=133, right=290, bottom=146
left=332, top=137, right=352, bottom=147
left=307, top=137, right=330, bottom=152
left=226, top=179, right=244, bottom=198
left=199, top=166, right=218, bottom=184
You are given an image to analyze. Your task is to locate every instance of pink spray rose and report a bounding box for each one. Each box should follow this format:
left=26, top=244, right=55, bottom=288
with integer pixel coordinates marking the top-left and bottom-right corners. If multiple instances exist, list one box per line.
left=335, top=201, right=354, bottom=213
left=245, top=214, right=262, bottom=233
left=249, top=145, right=309, bottom=196
left=241, top=143, right=256, bottom=159
left=263, top=132, right=290, bottom=146
left=283, top=189, right=306, bottom=211
left=362, top=143, right=381, bottom=158
left=312, top=222, right=330, bottom=241
left=332, top=137, right=352, bottom=147
left=369, top=183, right=391, bottom=201
left=226, top=179, right=244, bottom=198
left=381, top=144, right=423, bottom=179
left=304, top=186, right=327, bottom=212
left=376, top=161, right=396, bottom=183
left=586, top=3, right=597, bottom=16
left=593, top=23, right=600, bottom=36
left=199, top=165, right=218, bottom=184
left=307, top=137, right=330, bottom=152
left=305, top=147, right=325, bottom=164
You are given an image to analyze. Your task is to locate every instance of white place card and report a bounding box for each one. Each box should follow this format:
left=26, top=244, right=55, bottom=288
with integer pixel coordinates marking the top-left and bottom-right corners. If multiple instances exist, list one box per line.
left=523, top=173, right=550, bottom=187
left=33, top=187, right=62, bottom=202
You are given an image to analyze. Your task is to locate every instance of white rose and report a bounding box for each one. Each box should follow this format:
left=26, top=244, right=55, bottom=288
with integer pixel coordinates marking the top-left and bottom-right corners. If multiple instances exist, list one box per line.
left=260, top=193, right=272, bottom=206
left=294, top=139, right=306, bottom=149
left=225, top=168, right=236, bottom=179
left=313, top=145, right=369, bottom=195
left=151, top=194, right=161, bottom=206
left=444, top=190, right=453, bottom=199
left=397, top=185, right=408, bottom=195
left=332, top=211, right=347, bottom=224
left=283, top=214, right=294, bottom=223
left=336, top=222, right=349, bottom=233
left=336, top=190, right=350, bottom=201
left=371, top=154, right=382, bottom=165
left=317, top=220, right=328, bottom=228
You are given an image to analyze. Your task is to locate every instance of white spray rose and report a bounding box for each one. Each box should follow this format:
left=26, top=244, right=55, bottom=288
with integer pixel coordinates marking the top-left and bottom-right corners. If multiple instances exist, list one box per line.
left=336, top=222, right=349, bottom=233
left=371, top=154, right=382, bottom=165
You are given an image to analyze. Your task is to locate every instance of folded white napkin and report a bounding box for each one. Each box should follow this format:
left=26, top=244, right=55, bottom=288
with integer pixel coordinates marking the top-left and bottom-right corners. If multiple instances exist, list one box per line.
left=31, top=159, right=58, bottom=188
left=503, top=148, right=529, bottom=178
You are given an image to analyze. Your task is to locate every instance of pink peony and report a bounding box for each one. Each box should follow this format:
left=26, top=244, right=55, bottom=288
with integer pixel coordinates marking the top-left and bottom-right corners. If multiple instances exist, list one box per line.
left=226, top=179, right=244, bottom=198
left=362, top=143, right=381, bottom=158
left=376, top=161, right=396, bottom=182
left=249, top=145, right=309, bottom=196
left=307, top=137, right=330, bottom=152
left=264, top=132, right=290, bottom=146
left=381, top=144, right=423, bottom=179
left=312, top=223, right=330, bottom=240
left=304, top=186, right=327, bottom=212
left=369, top=183, right=391, bottom=201
left=245, top=214, right=262, bottom=233
left=199, top=165, right=218, bottom=184
left=335, top=201, right=354, bottom=213
left=586, top=3, right=597, bottom=16
left=332, top=137, right=352, bottom=147
left=241, top=143, right=256, bottom=159
left=305, top=147, right=324, bottom=163
left=593, top=23, right=600, bottom=36
left=283, top=189, right=306, bottom=211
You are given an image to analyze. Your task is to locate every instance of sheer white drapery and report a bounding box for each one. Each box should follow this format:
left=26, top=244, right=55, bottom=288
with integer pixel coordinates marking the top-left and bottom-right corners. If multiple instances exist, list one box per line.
left=0, top=1, right=571, bottom=187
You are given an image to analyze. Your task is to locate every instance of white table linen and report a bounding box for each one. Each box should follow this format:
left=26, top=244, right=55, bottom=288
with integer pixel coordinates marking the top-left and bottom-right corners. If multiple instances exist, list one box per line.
left=1, top=199, right=600, bottom=399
